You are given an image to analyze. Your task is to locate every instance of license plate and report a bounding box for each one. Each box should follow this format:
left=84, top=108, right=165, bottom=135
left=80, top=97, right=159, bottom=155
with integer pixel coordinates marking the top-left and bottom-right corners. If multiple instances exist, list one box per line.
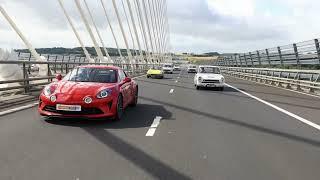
left=207, top=84, right=216, bottom=87
left=56, top=104, right=81, bottom=112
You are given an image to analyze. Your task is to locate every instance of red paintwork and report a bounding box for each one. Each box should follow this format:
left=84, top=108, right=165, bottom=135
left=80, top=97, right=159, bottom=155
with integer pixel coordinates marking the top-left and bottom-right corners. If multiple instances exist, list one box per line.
left=38, top=66, right=138, bottom=119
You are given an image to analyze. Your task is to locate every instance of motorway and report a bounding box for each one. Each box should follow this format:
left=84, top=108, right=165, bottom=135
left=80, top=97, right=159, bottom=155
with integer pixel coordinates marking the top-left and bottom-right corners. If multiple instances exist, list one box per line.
left=1, top=69, right=320, bottom=180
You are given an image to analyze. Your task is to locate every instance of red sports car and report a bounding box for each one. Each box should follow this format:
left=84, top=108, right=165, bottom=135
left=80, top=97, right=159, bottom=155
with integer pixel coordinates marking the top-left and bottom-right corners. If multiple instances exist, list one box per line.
left=38, top=65, right=138, bottom=120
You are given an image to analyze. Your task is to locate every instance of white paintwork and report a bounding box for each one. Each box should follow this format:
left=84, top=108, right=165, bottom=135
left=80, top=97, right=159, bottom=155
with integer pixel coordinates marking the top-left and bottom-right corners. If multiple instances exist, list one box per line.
left=194, top=66, right=225, bottom=88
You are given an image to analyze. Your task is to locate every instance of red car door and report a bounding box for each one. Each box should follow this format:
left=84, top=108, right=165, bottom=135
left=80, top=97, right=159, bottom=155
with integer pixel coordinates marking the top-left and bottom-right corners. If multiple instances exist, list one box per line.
left=118, top=70, right=130, bottom=107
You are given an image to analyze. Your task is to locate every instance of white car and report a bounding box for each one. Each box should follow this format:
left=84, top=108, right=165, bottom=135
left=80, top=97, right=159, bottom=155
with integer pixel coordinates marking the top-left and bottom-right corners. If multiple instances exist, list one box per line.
left=194, top=66, right=225, bottom=90
left=173, top=65, right=181, bottom=71
left=162, top=64, right=173, bottom=74
left=187, top=65, right=197, bottom=73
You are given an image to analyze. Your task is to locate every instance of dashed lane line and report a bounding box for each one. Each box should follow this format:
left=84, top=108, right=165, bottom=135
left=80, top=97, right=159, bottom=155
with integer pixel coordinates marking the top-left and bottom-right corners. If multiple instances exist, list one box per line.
left=146, top=116, right=162, bottom=136
left=169, top=89, right=174, bottom=94
left=226, top=83, right=320, bottom=131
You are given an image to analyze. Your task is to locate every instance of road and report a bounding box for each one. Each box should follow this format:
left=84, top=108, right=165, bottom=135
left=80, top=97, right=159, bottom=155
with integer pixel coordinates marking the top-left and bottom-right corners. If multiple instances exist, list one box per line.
left=1, top=69, right=320, bottom=180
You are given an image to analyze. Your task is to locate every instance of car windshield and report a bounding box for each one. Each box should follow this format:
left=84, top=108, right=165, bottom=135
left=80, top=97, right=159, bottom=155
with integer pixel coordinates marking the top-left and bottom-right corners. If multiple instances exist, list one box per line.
left=64, top=67, right=117, bottom=83
left=199, top=67, right=220, bottom=74
left=151, top=66, right=161, bottom=70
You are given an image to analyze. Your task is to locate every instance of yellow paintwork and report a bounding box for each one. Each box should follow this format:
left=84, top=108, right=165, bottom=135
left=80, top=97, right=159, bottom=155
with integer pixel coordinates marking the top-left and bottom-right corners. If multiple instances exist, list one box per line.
left=147, top=69, right=163, bottom=75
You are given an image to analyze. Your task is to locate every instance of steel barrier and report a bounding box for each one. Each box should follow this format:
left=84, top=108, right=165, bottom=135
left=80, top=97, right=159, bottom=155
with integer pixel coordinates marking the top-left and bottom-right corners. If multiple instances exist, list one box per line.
left=0, top=60, right=156, bottom=94
left=221, top=67, right=320, bottom=95
left=215, top=38, right=320, bottom=68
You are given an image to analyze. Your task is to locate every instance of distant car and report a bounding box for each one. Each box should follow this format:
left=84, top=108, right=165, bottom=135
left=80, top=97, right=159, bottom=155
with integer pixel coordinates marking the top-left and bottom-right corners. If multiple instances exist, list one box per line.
left=147, top=66, right=164, bottom=79
left=173, top=65, right=181, bottom=71
left=30, top=64, right=39, bottom=72
left=187, top=65, right=197, bottom=73
left=38, top=65, right=138, bottom=120
left=162, top=64, right=173, bottom=74
left=194, top=66, right=225, bottom=90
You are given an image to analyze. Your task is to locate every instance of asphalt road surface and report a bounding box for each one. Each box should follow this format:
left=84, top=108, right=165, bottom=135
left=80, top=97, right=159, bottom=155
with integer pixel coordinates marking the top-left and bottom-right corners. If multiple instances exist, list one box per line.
left=1, top=69, right=320, bottom=180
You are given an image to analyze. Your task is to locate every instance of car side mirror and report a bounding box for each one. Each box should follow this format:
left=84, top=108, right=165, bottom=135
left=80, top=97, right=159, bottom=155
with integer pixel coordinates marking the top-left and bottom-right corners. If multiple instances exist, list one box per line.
left=56, top=74, right=62, bottom=81
left=124, top=77, right=131, bottom=83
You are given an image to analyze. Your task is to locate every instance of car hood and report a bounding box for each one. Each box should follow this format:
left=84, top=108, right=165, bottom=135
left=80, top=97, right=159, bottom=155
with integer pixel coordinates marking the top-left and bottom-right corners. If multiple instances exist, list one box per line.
left=148, top=69, right=162, bottom=74
left=54, top=81, right=115, bottom=95
left=162, top=67, right=173, bottom=70
left=198, top=73, right=223, bottom=79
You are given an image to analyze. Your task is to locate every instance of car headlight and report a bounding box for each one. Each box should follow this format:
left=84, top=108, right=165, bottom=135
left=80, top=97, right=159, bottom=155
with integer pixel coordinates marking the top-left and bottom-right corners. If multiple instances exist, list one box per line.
left=43, top=85, right=55, bottom=97
left=198, top=76, right=202, bottom=82
left=97, top=89, right=112, bottom=99
left=220, top=77, right=225, bottom=83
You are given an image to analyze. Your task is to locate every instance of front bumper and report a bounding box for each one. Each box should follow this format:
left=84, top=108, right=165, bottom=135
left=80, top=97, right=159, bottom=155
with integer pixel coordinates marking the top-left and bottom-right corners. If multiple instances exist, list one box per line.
left=38, top=95, right=116, bottom=119
left=197, top=82, right=224, bottom=87
left=148, top=74, right=164, bottom=78
left=188, top=69, right=197, bottom=73
left=162, top=69, right=173, bottom=73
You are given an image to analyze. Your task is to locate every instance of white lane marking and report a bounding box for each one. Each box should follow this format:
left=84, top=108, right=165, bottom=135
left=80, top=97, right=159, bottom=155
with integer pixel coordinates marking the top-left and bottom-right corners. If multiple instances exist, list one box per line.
left=0, top=102, right=38, bottom=116
left=132, top=74, right=147, bottom=79
left=146, top=128, right=157, bottom=136
left=169, top=89, right=174, bottom=94
left=224, top=74, right=320, bottom=99
left=177, top=77, right=180, bottom=79
left=226, top=83, right=320, bottom=131
left=146, top=116, right=162, bottom=136
left=150, top=116, right=162, bottom=128
left=175, top=80, right=178, bottom=83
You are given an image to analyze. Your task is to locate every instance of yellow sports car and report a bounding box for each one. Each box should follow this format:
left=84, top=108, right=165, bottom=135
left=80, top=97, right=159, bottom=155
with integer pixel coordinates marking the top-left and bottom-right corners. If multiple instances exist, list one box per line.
left=147, top=66, right=164, bottom=79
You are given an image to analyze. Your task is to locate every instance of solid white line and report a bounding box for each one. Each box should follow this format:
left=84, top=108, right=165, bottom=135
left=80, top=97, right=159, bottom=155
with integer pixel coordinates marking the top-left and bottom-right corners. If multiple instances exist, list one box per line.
left=224, top=74, right=320, bottom=99
left=226, top=83, right=320, bottom=131
left=169, top=89, right=174, bottom=93
left=146, top=116, right=162, bottom=136
left=0, top=102, right=38, bottom=116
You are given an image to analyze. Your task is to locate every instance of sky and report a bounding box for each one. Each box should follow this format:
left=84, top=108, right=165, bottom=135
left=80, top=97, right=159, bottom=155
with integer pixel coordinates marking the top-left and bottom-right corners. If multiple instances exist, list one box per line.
left=0, top=0, right=320, bottom=54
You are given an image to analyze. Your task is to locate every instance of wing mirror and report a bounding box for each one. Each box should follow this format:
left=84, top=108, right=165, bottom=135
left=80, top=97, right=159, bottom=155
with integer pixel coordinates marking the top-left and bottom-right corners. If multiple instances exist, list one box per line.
left=124, top=77, right=132, bottom=83
left=55, top=74, right=62, bottom=81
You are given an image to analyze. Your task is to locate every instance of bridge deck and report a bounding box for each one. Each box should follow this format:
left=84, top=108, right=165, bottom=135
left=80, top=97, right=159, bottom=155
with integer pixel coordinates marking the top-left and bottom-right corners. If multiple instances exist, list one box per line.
left=0, top=70, right=319, bottom=180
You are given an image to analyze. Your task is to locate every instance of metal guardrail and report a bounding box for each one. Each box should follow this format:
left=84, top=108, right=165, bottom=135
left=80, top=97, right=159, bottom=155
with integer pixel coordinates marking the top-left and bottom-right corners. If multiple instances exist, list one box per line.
left=0, top=60, right=156, bottom=93
left=215, top=38, right=320, bottom=68
left=220, top=67, right=320, bottom=95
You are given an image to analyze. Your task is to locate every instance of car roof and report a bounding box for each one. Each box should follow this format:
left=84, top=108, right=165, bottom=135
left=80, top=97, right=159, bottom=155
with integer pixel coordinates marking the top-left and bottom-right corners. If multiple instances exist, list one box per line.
left=198, top=65, right=220, bottom=68
left=77, top=65, right=120, bottom=70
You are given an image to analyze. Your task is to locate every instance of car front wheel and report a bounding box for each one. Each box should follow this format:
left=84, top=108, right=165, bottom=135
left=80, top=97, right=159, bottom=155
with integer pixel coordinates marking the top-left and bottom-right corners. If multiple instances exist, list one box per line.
left=114, top=95, right=124, bottom=121
left=130, top=87, right=138, bottom=107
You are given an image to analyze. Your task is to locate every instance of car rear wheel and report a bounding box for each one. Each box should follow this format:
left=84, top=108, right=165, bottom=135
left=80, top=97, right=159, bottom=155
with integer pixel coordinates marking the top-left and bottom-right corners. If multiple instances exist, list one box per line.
left=196, top=85, right=200, bottom=90
left=114, top=95, right=124, bottom=121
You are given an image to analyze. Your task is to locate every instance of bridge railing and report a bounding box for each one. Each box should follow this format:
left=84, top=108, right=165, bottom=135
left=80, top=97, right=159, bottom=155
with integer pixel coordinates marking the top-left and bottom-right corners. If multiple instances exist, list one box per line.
left=221, top=67, right=320, bottom=95
left=0, top=60, right=155, bottom=94
left=216, top=39, right=320, bottom=68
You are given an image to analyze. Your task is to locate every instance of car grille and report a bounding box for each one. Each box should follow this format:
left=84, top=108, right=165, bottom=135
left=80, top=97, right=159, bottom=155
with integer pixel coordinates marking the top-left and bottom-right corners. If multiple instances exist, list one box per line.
left=43, top=105, right=104, bottom=115
left=202, top=79, right=220, bottom=83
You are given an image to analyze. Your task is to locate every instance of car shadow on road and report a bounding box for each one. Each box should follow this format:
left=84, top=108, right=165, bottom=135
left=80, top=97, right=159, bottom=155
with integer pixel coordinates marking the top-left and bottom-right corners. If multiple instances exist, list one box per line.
left=82, top=127, right=192, bottom=180
left=45, top=103, right=191, bottom=180
left=45, top=103, right=172, bottom=129
left=140, top=96, right=320, bottom=147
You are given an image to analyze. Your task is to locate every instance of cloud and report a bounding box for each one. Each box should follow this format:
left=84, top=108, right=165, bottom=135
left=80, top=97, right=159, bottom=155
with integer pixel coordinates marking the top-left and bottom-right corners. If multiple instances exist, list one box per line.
left=1, top=0, right=320, bottom=53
